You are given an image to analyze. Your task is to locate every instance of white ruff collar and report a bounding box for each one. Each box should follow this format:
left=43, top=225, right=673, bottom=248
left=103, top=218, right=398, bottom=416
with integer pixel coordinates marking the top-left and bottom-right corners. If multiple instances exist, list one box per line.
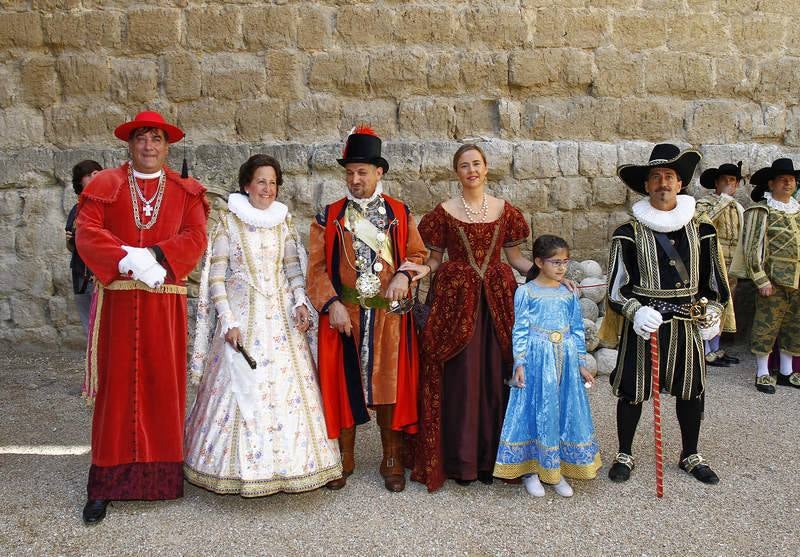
left=228, top=193, right=288, bottom=228
left=632, top=195, right=696, bottom=232
left=132, top=168, right=163, bottom=179
left=764, top=192, right=800, bottom=214
left=347, top=181, right=384, bottom=209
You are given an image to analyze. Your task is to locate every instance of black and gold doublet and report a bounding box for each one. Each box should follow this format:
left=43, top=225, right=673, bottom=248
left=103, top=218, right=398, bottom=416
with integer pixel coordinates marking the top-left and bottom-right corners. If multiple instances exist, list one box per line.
left=607, top=217, right=730, bottom=404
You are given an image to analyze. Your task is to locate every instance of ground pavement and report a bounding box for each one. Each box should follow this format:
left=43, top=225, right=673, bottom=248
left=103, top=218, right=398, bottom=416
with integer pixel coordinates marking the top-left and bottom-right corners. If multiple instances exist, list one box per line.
left=0, top=347, right=797, bottom=556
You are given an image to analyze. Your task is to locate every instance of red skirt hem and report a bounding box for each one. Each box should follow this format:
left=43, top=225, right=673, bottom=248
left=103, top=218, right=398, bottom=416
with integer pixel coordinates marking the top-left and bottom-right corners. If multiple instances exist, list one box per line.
left=87, top=462, right=183, bottom=500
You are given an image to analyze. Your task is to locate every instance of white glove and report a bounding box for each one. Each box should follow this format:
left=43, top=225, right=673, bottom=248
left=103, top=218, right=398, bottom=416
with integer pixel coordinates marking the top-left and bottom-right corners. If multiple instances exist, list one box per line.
left=118, top=245, right=166, bottom=288
left=633, top=306, right=663, bottom=340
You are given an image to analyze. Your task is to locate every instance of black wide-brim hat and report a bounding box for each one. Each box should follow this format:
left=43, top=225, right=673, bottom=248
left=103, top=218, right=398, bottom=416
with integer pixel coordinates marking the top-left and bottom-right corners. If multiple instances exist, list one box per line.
left=337, top=128, right=389, bottom=174
left=699, top=161, right=743, bottom=189
left=617, top=143, right=701, bottom=196
left=749, top=158, right=800, bottom=201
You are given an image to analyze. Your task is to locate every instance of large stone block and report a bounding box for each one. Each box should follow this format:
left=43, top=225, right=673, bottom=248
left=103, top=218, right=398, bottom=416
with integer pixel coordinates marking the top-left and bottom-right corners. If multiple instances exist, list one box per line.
left=477, top=139, right=514, bottom=180
left=550, top=177, right=590, bottom=211
left=731, top=14, right=786, bottom=55
left=579, top=142, right=618, bottom=177
left=460, top=52, right=509, bottom=95
left=0, top=65, right=15, bottom=108
left=127, top=8, right=180, bottom=53
left=617, top=99, right=683, bottom=140
left=464, top=5, right=532, bottom=48
left=573, top=212, right=610, bottom=252
left=340, top=99, right=398, bottom=137
left=368, top=49, right=429, bottom=96
left=394, top=5, right=460, bottom=45
left=498, top=99, right=522, bottom=138
left=398, top=98, right=455, bottom=139
left=242, top=5, right=295, bottom=49
left=714, top=55, right=757, bottom=98
left=288, top=96, right=342, bottom=141
left=531, top=210, right=574, bottom=243
left=163, top=52, right=202, bottom=102
left=190, top=144, right=250, bottom=193
left=525, top=97, right=620, bottom=141
left=235, top=99, right=287, bottom=142
left=685, top=101, right=748, bottom=144
left=43, top=11, right=121, bottom=49
left=0, top=12, right=43, bottom=48
left=491, top=179, right=549, bottom=213
left=666, top=16, right=731, bottom=55
left=509, top=48, right=593, bottom=92
left=453, top=99, right=498, bottom=138
left=336, top=6, right=395, bottom=46
left=592, top=177, right=627, bottom=207
left=296, top=5, right=333, bottom=51
left=0, top=108, right=46, bottom=148
left=513, top=141, right=560, bottom=179
left=427, top=53, right=462, bottom=93
left=534, top=9, right=608, bottom=49
left=611, top=14, right=668, bottom=50
left=381, top=142, right=422, bottom=181
left=556, top=141, right=579, bottom=176
left=420, top=141, right=462, bottom=181
left=110, top=59, right=158, bottom=103
left=310, top=144, right=341, bottom=174
left=593, top=48, right=643, bottom=98
left=309, top=50, right=369, bottom=95
left=56, top=55, right=110, bottom=97
left=249, top=143, right=309, bottom=177
left=264, top=50, right=305, bottom=100
left=749, top=104, right=787, bottom=140
left=20, top=56, right=58, bottom=108
left=644, top=52, right=714, bottom=96
left=10, top=296, right=48, bottom=329
left=176, top=99, right=238, bottom=143
left=186, top=6, right=242, bottom=51
left=202, top=54, right=266, bottom=101
left=756, top=57, right=800, bottom=102
left=0, top=148, right=53, bottom=186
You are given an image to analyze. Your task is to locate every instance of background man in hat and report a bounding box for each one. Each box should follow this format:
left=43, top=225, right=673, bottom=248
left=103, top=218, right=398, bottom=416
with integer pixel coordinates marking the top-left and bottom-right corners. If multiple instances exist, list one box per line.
left=731, top=158, right=800, bottom=394
left=605, top=143, right=729, bottom=486
left=76, top=111, right=209, bottom=523
left=695, top=162, right=744, bottom=367
left=307, top=126, right=426, bottom=492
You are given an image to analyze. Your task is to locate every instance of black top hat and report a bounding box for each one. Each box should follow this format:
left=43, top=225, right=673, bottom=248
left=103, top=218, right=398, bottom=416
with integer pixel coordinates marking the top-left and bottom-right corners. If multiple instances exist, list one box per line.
left=617, top=143, right=701, bottom=196
left=699, top=161, right=743, bottom=189
left=749, top=158, right=800, bottom=201
left=337, top=126, right=389, bottom=173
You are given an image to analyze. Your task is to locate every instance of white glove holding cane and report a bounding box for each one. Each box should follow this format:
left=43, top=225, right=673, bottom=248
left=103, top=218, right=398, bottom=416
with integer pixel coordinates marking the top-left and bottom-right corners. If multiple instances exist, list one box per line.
left=633, top=306, right=663, bottom=340
left=118, top=245, right=167, bottom=289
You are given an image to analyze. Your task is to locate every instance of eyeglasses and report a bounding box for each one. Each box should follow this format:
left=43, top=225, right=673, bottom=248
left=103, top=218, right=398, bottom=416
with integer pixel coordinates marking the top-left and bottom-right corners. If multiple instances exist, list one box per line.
left=543, top=258, right=570, bottom=267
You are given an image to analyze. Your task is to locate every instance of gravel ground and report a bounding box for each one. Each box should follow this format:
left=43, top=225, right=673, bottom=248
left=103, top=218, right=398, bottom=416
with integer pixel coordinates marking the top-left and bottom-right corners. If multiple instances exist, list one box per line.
left=0, top=347, right=797, bottom=556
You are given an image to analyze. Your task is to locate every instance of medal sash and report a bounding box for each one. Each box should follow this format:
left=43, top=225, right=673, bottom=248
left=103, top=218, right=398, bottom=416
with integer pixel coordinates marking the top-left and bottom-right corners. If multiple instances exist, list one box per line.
left=344, top=204, right=395, bottom=267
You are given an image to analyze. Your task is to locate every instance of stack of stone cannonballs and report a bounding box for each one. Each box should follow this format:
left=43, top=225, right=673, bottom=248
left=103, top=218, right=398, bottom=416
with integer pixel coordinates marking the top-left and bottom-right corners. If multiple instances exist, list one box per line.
left=565, top=259, right=618, bottom=377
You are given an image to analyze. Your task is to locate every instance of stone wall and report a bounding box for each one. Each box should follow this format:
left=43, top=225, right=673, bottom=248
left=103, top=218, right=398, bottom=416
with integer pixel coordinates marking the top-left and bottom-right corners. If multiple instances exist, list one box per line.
left=1, top=0, right=800, bottom=347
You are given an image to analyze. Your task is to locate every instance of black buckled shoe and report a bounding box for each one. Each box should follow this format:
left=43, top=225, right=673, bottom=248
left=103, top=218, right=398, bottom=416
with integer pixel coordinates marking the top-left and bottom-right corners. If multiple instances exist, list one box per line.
left=679, top=454, right=719, bottom=485
left=716, top=350, right=739, bottom=364
left=755, top=374, right=776, bottom=394
left=82, top=499, right=110, bottom=525
left=775, top=372, right=800, bottom=389
left=608, top=452, right=635, bottom=483
left=705, top=353, right=730, bottom=367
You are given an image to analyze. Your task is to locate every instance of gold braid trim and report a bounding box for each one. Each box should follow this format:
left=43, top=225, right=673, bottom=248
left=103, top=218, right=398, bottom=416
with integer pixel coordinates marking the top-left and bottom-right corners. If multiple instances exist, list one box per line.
left=493, top=453, right=602, bottom=483
left=82, top=285, right=105, bottom=407
left=184, top=462, right=343, bottom=497
left=104, top=280, right=187, bottom=295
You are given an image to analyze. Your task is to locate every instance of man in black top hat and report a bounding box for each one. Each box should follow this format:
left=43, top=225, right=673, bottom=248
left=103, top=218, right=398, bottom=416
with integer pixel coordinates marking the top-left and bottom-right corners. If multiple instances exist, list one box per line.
left=307, top=126, right=427, bottom=492
left=605, top=143, right=730, bottom=485
left=731, top=158, right=800, bottom=393
left=695, top=162, right=744, bottom=367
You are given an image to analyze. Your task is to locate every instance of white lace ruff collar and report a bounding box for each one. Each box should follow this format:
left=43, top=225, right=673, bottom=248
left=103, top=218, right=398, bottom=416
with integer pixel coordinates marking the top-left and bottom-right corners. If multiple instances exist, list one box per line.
left=228, top=193, right=288, bottom=228
left=347, top=181, right=384, bottom=209
left=631, top=195, right=696, bottom=233
left=764, top=192, right=800, bottom=214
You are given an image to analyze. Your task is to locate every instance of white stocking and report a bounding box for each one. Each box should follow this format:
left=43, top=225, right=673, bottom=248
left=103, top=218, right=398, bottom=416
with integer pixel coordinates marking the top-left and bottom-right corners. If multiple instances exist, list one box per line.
left=756, top=354, right=770, bottom=377
left=779, top=352, right=794, bottom=376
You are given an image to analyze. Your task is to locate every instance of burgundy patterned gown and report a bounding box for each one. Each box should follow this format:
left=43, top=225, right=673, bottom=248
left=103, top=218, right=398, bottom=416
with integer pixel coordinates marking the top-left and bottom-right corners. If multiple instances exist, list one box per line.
left=410, top=202, right=529, bottom=491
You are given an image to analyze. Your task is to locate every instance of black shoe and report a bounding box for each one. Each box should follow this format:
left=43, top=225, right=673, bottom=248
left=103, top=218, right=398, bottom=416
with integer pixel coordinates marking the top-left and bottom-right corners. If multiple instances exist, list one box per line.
left=755, top=375, right=776, bottom=394
left=454, top=479, right=474, bottom=486
left=706, top=359, right=730, bottom=367
left=775, top=372, right=800, bottom=389
left=82, top=499, right=110, bottom=525
left=718, top=354, right=740, bottom=364
left=608, top=453, right=634, bottom=483
left=679, top=454, right=719, bottom=485
left=477, top=471, right=494, bottom=485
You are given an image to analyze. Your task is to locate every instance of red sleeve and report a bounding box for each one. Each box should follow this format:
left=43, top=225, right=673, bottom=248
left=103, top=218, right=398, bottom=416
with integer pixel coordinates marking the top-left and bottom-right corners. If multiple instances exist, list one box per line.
left=155, top=192, right=209, bottom=281
left=502, top=203, right=530, bottom=247
left=418, top=204, right=447, bottom=252
left=75, top=196, right=126, bottom=286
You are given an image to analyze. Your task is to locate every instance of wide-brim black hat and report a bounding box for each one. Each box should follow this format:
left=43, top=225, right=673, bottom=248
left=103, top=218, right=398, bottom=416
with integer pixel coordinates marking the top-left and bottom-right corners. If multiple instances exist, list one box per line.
left=699, top=161, right=743, bottom=189
left=337, top=126, right=389, bottom=173
left=749, top=158, right=800, bottom=201
left=617, top=143, right=701, bottom=196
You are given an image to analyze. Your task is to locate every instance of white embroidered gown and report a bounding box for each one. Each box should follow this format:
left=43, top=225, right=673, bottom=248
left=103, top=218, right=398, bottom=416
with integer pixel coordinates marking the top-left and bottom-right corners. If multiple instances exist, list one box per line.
left=185, top=194, right=342, bottom=496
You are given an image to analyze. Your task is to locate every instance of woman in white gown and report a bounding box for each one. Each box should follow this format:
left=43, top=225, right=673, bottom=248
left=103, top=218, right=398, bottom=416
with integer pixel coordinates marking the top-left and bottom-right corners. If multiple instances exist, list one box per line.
left=185, top=154, right=342, bottom=496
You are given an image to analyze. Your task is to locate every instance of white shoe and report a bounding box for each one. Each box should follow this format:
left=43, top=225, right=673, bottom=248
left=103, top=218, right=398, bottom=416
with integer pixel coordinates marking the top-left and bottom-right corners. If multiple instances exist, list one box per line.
left=553, top=477, right=573, bottom=497
left=523, top=474, right=545, bottom=497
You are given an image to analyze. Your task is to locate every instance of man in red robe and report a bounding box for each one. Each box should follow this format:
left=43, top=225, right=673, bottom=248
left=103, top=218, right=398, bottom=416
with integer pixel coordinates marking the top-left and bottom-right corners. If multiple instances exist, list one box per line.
left=76, top=111, right=208, bottom=524
left=307, top=126, right=426, bottom=492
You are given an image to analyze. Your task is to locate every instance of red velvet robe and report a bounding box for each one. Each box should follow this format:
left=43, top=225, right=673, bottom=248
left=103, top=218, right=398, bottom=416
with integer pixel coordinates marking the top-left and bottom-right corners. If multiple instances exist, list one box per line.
left=76, top=163, right=208, bottom=500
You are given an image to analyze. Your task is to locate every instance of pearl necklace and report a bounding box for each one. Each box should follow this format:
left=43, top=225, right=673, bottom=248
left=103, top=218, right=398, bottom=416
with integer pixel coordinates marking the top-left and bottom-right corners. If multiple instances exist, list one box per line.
left=460, top=192, right=488, bottom=223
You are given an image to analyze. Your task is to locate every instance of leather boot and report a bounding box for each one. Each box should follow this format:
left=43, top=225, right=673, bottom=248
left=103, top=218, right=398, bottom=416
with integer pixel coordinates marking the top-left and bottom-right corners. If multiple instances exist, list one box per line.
left=376, top=405, right=406, bottom=492
left=326, top=427, right=355, bottom=490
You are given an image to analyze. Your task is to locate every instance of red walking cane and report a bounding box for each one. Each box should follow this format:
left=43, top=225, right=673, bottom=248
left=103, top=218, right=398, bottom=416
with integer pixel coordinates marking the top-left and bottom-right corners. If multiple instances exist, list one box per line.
left=650, top=332, right=664, bottom=498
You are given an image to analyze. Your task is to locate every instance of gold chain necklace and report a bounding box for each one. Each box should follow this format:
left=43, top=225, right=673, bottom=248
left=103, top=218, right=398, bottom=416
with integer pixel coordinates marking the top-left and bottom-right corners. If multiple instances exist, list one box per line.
left=128, top=166, right=167, bottom=230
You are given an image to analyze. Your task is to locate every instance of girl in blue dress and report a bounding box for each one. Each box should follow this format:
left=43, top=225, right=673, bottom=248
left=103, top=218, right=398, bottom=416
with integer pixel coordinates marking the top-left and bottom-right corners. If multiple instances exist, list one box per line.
left=494, top=235, right=601, bottom=497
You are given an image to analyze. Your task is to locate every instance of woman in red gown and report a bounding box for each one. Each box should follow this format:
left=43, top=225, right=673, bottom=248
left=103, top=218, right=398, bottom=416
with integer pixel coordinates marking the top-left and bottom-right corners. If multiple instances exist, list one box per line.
left=403, top=144, right=533, bottom=491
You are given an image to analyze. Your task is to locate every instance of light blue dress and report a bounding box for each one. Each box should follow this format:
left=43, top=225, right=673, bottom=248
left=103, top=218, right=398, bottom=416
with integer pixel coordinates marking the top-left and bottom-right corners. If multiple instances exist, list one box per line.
left=493, top=281, right=602, bottom=483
